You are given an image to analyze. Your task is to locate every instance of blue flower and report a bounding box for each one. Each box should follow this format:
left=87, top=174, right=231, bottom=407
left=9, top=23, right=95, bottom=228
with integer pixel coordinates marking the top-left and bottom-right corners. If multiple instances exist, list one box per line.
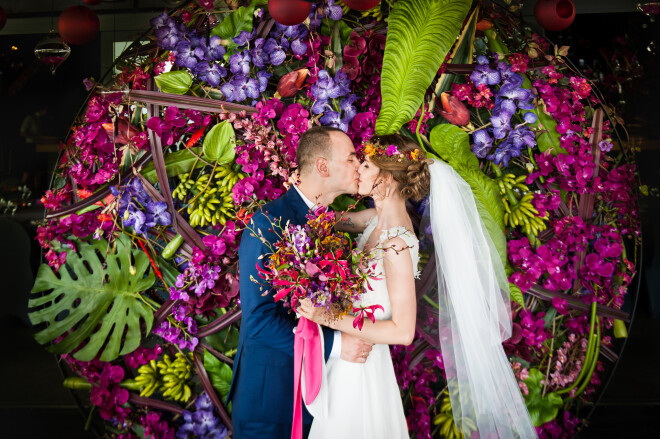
left=487, top=140, right=521, bottom=167
left=147, top=201, right=171, bottom=226
left=523, top=112, right=537, bottom=124
left=250, top=38, right=270, bottom=67
left=476, top=55, right=490, bottom=65
left=221, top=75, right=260, bottom=102
left=508, top=126, right=536, bottom=150
left=256, top=70, right=271, bottom=92
left=471, top=129, right=493, bottom=158
left=291, top=38, right=307, bottom=55
left=206, top=36, right=226, bottom=61
left=340, top=94, right=358, bottom=121
left=228, top=50, right=251, bottom=75
left=232, top=30, right=254, bottom=47
left=263, top=37, right=289, bottom=66
left=175, top=41, right=201, bottom=69
left=320, top=111, right=348, bottom=132
left=471, top=64, right=501, bottom=86
left=325, top=0, right=343, bottom=20
left=490, top=112, right=512, bottom=140
left=195, top=63, right=226, bottom=87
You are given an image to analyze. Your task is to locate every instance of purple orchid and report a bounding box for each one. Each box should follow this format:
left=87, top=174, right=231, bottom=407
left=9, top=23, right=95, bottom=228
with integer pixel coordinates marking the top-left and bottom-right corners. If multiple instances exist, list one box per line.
left=263, top=37, right=290, bottom=66
left=229, top=50, right=251, bottom=75
left=470, top=64, right=501, bottom=86
left=320, top=111, right=349, bottom=132
left=250, top=38, right=270, bottom=67
left=471, top=129, right=493, bottom=158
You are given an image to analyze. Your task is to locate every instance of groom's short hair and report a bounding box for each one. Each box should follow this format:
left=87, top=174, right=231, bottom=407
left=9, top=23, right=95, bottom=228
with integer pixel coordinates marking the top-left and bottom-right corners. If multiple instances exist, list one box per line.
left=297, top=126, right=346, bottom=175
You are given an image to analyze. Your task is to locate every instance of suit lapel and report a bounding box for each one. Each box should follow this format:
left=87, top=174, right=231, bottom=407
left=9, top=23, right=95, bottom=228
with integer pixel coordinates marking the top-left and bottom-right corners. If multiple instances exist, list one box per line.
left=282, top=188, right=313, bottom=226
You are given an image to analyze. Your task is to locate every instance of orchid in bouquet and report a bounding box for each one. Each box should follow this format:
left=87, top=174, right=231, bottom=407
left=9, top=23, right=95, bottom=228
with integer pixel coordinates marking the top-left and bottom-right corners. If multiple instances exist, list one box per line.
left=253, top=205, right=382, bottom=328
left=26, top=0, right=645, bottom=437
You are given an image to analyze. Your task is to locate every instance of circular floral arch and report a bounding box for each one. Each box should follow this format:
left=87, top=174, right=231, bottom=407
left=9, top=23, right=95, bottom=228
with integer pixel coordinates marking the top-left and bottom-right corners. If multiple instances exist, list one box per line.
left=32, top=1, right=640, bottom=438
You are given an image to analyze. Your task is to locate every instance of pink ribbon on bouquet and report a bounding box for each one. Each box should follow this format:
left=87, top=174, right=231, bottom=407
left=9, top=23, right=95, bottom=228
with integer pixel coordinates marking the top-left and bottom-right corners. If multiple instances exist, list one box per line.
left=292, top=316, right=323, bottom=439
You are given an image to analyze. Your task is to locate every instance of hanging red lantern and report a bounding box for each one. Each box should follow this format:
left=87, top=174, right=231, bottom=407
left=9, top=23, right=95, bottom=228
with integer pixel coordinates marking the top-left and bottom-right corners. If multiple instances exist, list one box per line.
left=83, top=0, right=103, bottom=5
left=342, top=0, right=381, bottom=11
left=534, top=0, right=575, bottom=32
left=58, top=5, right=100, bottom=45
left=267, top=0, right=312, bottom=26
left=0, top=6, right=7, bottom=31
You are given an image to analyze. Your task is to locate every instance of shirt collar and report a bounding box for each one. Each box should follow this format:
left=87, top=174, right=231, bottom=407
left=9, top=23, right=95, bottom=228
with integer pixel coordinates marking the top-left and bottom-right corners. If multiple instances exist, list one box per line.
left=293, top=185, right=316, bottom=210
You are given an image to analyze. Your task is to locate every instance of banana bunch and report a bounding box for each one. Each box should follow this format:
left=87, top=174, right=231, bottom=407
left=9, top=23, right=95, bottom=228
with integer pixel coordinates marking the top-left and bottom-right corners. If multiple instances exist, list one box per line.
left=497, top=173, right=529, bottom=196
left=157, top=352, right=194, bottom=402
left=503, top=192, right=548, bottom=237
left=134, top=360, right=160, bottom=398
left=432, top=390, right=476, bottom=439
left=498, top=173, right=548, bottom=237
left=172, top=165, right=245, bottom=228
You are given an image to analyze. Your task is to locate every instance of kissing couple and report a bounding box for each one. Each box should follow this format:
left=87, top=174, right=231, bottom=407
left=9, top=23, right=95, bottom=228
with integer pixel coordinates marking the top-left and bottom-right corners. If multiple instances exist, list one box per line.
left=227, top=127, right=537, bottom=439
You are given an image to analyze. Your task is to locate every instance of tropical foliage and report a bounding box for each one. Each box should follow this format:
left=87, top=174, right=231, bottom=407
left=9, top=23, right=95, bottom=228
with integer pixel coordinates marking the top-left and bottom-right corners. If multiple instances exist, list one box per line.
left=31, top=0, right=640, bottom=438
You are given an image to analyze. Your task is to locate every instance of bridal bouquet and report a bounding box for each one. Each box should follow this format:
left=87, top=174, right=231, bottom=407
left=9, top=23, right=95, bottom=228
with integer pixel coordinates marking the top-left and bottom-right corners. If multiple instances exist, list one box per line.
left=255, top=206, right=382, bottom=329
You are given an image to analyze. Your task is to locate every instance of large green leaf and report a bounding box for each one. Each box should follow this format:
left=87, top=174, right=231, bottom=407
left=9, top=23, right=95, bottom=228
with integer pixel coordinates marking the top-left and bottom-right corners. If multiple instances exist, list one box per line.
left=524, top=368, right=564, bottom=426
left=429, top=124, right=479, bottom=169
left=211, top=0, right=267, bottom=60
left=204, top=349, right=233, bottom=411
left=376, top=0, right=471, bottom=135
left=141, top=147, right=203, bottom=184
left=154, top=70, right=193, bottom=95
left=429, top=124, right=507, bottom=267
left=28, top=234, right=155, bottom=361
left=453, top=162, right=508, bottom=267
left=202, top=121, right=236, bottom=163
left=434, top=5, right=480, bottom=98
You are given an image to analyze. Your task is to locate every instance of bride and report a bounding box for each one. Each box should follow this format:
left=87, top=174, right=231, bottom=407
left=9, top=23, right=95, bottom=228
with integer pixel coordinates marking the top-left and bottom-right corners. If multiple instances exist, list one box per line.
left=298, top=134, right=537, bottom=439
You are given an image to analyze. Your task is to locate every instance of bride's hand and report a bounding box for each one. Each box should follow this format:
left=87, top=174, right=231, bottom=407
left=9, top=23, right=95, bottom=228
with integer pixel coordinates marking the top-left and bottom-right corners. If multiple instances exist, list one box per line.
left=297, top=298, right=328, bottom=325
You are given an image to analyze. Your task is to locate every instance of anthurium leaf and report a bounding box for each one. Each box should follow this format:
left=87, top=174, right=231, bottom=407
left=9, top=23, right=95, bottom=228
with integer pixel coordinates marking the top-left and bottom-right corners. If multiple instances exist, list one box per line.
left=452, top=162, right=508, bottom=268
left=376, top=0, right=470, bottom=135
left=509, top=283, right=525, bottom=308
left=203, top=348, right=234, bottom=407
left=203, top=121, right=236, bottom=163
left=211, top=0, right=266, bottom=59
left=141, top=147, right=203, bottom=184
left=524, top=368, right=564, bottom=426
left=154, top=70, right=193, bottom=95
left=429, top=124, right=480, bottom=169
left=28, top=234, right=155, bottom=361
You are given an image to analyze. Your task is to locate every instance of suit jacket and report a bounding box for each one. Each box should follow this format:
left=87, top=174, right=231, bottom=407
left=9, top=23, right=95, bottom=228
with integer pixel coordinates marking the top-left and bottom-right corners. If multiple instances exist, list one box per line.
left=228, top=188, right=335, bottom=431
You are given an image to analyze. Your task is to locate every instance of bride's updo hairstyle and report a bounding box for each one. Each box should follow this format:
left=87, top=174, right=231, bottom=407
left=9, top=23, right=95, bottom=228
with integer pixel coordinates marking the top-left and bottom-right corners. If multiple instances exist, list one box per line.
left=364, top=134, right=431, bottom=202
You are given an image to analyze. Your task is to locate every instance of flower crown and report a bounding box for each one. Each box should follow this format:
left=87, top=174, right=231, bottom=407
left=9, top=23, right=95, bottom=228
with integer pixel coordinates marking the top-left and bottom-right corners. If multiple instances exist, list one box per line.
left=362, top=141, right=423, bottom=162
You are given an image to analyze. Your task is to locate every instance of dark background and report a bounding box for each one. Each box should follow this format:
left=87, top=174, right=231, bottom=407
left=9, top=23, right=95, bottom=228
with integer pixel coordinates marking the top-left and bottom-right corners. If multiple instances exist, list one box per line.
left=0, top=1, right=658, bottom=438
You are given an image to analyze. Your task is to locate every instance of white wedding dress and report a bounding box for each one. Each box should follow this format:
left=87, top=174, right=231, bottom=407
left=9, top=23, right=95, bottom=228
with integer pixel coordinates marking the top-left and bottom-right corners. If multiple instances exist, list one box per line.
left=308, top=216, right=415, bottom=439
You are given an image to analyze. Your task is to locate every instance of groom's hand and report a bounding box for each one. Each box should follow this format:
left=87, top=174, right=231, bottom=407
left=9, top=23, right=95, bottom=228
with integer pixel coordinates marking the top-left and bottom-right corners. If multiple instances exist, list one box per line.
left=340, top=333, right=373, bottom=363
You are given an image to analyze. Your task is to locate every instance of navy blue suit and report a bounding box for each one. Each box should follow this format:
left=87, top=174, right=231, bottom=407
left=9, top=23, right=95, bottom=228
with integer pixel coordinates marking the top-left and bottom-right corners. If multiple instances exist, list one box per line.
left=228, top=189, right=335, bottom=439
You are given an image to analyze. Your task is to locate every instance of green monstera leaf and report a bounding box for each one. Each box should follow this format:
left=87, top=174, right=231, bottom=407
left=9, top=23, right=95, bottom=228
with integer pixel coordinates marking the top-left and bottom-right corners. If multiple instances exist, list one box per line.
left=376, top=0, right=470, bottom=135
left=28, top=234, right=155, bottom=361
left=524, top=368, right=564, bottom=426
left=429, top=124, right=508, bottom=267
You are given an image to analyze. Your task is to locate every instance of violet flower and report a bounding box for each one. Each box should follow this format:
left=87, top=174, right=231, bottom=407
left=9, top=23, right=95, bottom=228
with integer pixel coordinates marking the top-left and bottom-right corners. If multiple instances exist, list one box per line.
left=471, top=129, right=493, bottom=158
left=263, top=37, right=289, bottom=66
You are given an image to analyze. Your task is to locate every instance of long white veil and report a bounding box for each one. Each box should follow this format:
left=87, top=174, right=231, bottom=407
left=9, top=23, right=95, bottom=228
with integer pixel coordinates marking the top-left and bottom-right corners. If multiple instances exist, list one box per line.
left=425, top=160, right=537, bottom=439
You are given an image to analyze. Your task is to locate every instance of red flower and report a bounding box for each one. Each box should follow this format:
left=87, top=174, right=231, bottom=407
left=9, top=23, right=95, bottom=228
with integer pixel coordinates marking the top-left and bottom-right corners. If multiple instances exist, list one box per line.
left=437, top=92, right=470, bottom=126
left=352, top=304, right=384, bottom=330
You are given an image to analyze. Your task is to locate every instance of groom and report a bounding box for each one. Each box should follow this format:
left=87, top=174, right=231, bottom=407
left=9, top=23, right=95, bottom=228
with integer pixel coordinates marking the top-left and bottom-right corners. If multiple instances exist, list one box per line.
left=228, top=127, right=374, bottom=439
